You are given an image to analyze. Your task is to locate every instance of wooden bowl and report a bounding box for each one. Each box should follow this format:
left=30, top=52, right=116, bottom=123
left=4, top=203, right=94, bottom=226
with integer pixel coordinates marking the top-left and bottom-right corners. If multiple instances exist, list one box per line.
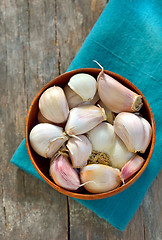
left=25, top=68, right=156, bottom=200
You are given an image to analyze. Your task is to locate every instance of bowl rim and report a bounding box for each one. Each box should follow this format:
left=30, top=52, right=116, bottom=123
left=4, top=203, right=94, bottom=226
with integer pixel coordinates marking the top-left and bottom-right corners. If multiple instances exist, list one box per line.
left=25, top=68, right=156, bottom=200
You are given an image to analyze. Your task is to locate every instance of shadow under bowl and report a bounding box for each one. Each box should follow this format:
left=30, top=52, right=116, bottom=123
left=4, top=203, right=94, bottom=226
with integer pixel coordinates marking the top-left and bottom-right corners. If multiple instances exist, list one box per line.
left=25, top=68, right=156, bottom=200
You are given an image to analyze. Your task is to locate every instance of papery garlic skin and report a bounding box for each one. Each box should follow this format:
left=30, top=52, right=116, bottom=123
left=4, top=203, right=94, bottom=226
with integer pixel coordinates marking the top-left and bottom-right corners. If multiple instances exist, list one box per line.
left=139, top=117, right=152, bottom=153
left=114, top=112, right=152, bottom=153
left=65, top=105, right=106, bottom=136
left=87, top=122, right=115, bottom=155
left=68, top=73, right=97, bottom=101
left=64, top=85, right=84, bottom=109
left=109, top=136, right=135, bottom=169
left=37, top=111, right=53, bottom=124
left=83, top=91, right=100, bottom=106
left=66, top=135, right=92, bottom=168
left=39, top=86, right=69, bottom=123
left=29, top=123, right=68, bottom=158
left=121, top=155, right=144, bottom=183
left=97, top=71, right=143, bottom=113
left=50, top=155, right=81, bottom=190
left=80, top=164, right=121, bottom=193
left=97, top=100, right=115, bottom=125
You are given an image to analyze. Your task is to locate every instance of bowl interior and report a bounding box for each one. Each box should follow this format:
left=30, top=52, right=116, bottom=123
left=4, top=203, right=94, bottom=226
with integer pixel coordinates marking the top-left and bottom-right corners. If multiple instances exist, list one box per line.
left=25, top=68, right=155, bottom=200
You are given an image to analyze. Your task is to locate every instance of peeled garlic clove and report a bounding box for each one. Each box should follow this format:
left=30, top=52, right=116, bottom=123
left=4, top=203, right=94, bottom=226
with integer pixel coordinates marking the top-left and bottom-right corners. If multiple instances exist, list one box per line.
left=139, top=116, right=152, bottom=153
left=29, top=123, right=68, bottom=158
left=39, top=86, right=69, bottom=124
left=97, top=70, right=143, bottom=113
left=65, top=105, right=106, bottom=136
left=98, top=100, right=115, bottom=125
left=50, top=155, right=81, bottom=190
left=64, top=85, right=84, bottom=109
left=87, top=122, right=115, bottom=155
left=68, top=73, right=97, bottom=101
left=37, top=111, right=53, bottom=124
left=109, top=136, right=135, bottom=169
left=66, top=135, right=92, bottom=168
left=114, top=112, right=152, bottom=153
left=121, top=155, right=145, bottom=183
left=80, top=164, right=121, bottom=193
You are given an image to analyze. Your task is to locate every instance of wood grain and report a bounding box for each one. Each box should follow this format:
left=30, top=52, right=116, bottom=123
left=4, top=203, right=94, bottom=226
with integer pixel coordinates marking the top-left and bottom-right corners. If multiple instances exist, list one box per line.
left=0, top=0, right=161, bottom=240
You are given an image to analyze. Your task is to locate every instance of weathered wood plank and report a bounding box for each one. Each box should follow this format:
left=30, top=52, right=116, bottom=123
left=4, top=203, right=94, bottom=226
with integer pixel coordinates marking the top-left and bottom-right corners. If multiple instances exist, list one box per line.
left=0, top=0, right=68, bottom=239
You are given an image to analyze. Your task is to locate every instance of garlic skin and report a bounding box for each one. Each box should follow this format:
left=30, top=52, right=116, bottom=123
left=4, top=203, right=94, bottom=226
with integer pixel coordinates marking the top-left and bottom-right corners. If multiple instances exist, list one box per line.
left=114, top=112, right=152, bottom=153
left=80, top=164, right=121, bottom=193
left=97, top=100, right=115, bottom=125
left=109, top=136, right=135, bottom=169
left=64, top=85, right=84, bottom=109
left=87, top=122, right=116, bottom=155
left=66, top=135, right=92, bottom=168
left=50, top=155, right=81, bottom=190
left=139, top=116, right=152, bottom=153
left=37, top=111, right=53, bottom=124
left=29, top=123, right=68, bottom=158
left=97, top=71, right=143, bottom=113
left=89, top=91, right=100, bottom=105
left=121, top=155, right=145, bottom=183
left=68, top=73, right=97, bottom=101
left=65, top=105, right=106, bottom=136
left=39, top=86, right=69, bottom=124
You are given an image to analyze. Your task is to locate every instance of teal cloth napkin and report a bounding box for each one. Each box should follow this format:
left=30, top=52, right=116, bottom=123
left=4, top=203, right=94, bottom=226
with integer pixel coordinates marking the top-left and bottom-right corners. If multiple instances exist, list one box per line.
left=11, top=0, right=162, bottom=230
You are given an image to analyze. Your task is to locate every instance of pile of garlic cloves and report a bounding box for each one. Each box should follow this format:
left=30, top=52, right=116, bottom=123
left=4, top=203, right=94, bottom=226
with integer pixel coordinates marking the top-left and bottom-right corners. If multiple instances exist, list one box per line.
left=29, top=68, right=152, bottom=194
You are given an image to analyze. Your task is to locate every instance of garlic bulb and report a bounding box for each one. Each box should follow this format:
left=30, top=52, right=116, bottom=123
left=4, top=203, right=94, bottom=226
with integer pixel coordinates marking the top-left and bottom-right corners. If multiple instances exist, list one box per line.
left=109, top=136, right=135, bottom=169
left=80, top=164, right=121, bottom=193
left=97, top=70, right=143, bottom=113
left=37, top=111, right=53, bottom=124
left=87, top=122, right=115, bottom=155
left=68, top=73, right=97, bottom=101
left=121, top=155, right=145, bottom=183
left=50, top=155, right=81, bottom=190
left=39, top=86, right=69, bottom=124
left=64, top=85, right=84, bottom=109
left=65, top=105, right=106, bottom=136
left=114, top=112, right=152, bottom=153
left=66, top=135, right=92, bottom=168
left=97, top=100, right=115, bottom=125
left=29, top=123, right=68, bottom=158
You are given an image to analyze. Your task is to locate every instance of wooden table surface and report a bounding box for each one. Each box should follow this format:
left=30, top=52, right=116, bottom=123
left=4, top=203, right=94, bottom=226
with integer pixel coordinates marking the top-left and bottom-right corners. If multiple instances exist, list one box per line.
left=0, top=1, right=161, bottom=239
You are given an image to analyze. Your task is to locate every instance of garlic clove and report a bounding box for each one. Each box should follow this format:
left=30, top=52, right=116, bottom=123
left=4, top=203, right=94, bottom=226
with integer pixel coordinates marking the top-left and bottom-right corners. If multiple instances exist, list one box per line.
left=114, top=112, right=144, bottom=152
left=39, top=86, right=69, bottom=124
left=87, top=122, right=116, bottom=155
left=68, top=73, right=97, bottom=101
left=49, top=155, right=81, bottom=190
left=85, top=91, right=100, bottom=105
left=65, top=105, right=106, bottom=136
left=121, top=155, right=145, bottom=183
left=37, top=111, right=54, bottom=124
left=109, top=136, right=135, bottom=169
left=29, top=123, right=68, bottom=158
left=66, top=135, right=92, bottom=168
left=80, top=164, right=121, bottom=193
left=139, top=116, right=152, bottom=153
left=64, top=85, right=84, bottom=109
left=97, top=100, right=115, bottom=125
left=114, top=112, right=152, bottom=153
left=97, top=70, right=143, bottom=113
